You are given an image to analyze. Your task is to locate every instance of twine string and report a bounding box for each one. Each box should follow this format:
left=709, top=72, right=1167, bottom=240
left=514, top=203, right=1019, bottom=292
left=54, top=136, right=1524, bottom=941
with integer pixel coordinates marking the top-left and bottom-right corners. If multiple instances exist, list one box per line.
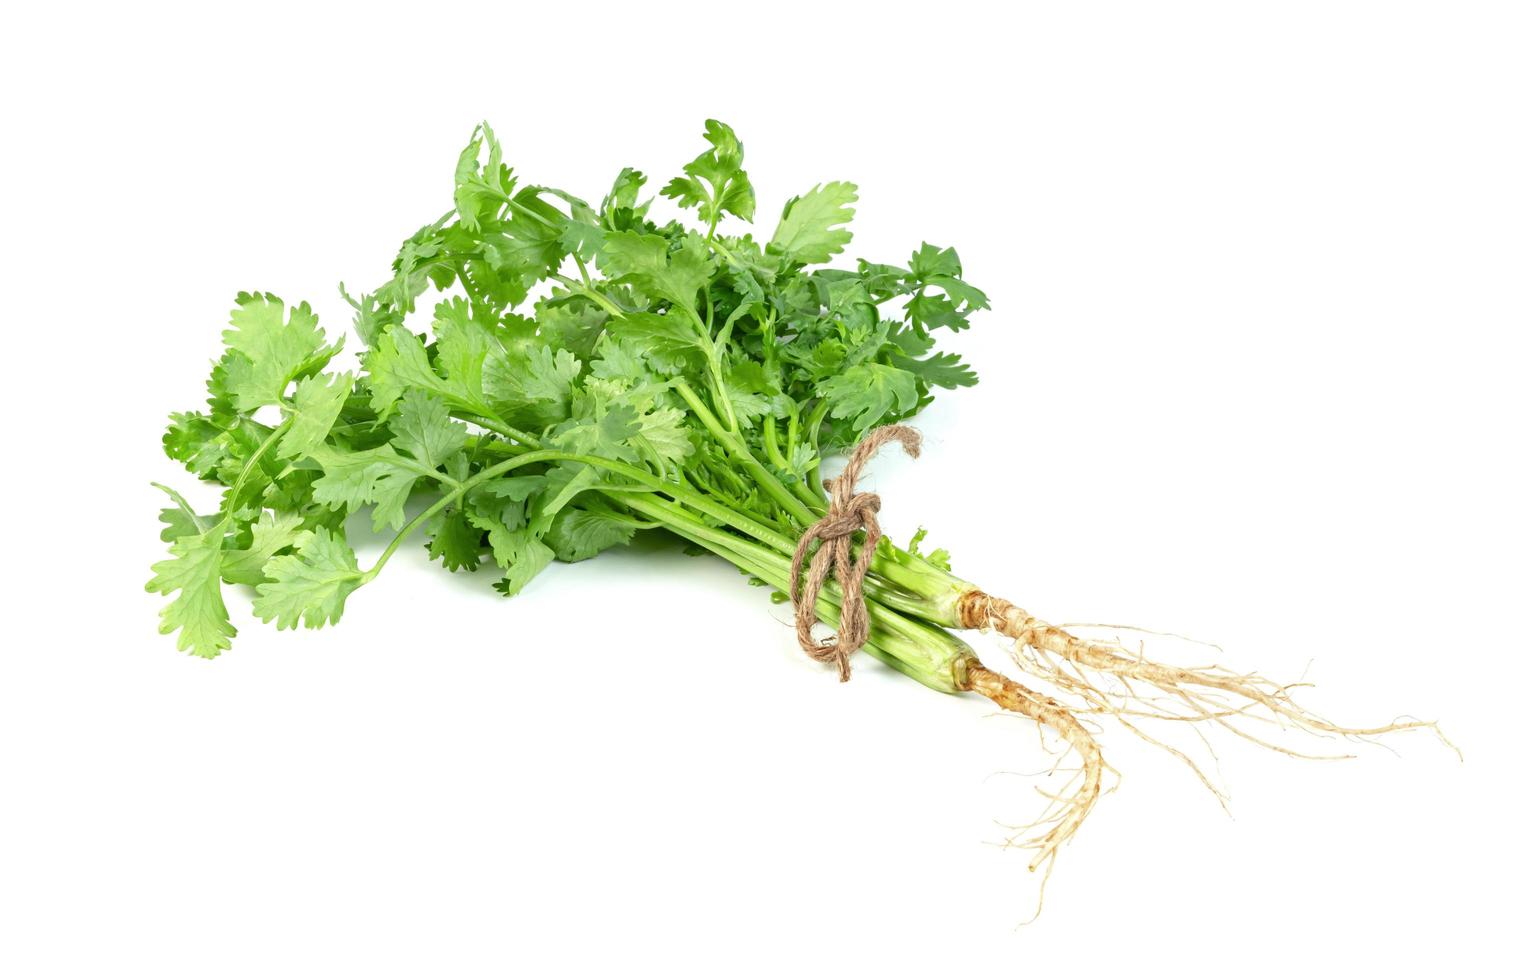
left=789, top=425, right=922, bottom=681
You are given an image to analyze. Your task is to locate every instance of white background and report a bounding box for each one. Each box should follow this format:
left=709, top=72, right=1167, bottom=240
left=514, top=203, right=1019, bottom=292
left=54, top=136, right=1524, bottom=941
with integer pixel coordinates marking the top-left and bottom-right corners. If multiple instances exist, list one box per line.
left=3, top=2, right=1520, bottom=976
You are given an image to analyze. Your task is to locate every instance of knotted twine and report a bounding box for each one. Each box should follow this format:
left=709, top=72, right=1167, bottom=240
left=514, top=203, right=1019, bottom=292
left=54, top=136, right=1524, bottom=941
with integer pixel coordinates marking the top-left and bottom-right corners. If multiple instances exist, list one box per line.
left=789, top=425, right=922, bottom=682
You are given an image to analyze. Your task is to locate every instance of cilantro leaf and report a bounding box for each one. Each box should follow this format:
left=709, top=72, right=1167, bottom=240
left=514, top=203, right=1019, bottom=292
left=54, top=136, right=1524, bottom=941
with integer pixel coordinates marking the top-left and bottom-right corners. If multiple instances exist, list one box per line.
left=221, top=511, right=310, bottom=586
left=660, top=119, right=755, bottom=228
left=470, top=501, right=556, bottom=596
left=367, top=320, right=492, bottom=419
left=253, top=527, right=364, bottom=630
left=544, top=506, right=638, bottom=562
left=455, top=122, right=517, bottom=232
left=490, top=533, right=556, bottom=596
left=631, top=405, right=694, bottom=468
left=817, top=362, right=921, bottom=432
left=428, top=508, right=484, bottom=572
left=146, top=527, right=235, bottom=658
left=156, top=506, right=208, bottom=543
left=391, top=390, right=468, bottom=471
left=905, top=244, right=990, bottom=332
left=219, top=292, right=341, bottom=411
left=769, top=182, right=858, bottom=265
left=309, top=445, right=428, bottom=531
left=600, top=167, right=652, bottom=231
left=606, top=312, right=705, bottom=376
left=164, top=413, right=235, bottom=479
left=280, top=372, right=355, bottom=459
left=547, top=403, right=642, bottom=462
left=487, top=347, right=582, bottom=428
left=889, top=350, right=978, bottom=389
left=599, top=231, right=715, bottom=311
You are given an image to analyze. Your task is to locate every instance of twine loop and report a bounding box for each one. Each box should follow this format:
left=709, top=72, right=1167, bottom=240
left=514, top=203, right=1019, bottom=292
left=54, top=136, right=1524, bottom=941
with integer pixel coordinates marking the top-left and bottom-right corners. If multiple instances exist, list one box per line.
left=789, top=425, right=922, bottom=681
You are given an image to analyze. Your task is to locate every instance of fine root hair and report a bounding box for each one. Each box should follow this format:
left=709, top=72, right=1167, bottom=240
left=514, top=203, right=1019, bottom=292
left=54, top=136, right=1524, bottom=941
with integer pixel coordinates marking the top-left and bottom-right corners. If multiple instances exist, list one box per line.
left=958, top=591, right=1456, bottom=804
left=963, top=658, right=1113, bottom=896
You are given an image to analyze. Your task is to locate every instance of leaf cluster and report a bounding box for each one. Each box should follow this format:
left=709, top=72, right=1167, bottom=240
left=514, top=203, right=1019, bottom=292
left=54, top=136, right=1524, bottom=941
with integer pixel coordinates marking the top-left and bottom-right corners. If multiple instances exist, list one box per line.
left=150, top=121, right=988, bottom=656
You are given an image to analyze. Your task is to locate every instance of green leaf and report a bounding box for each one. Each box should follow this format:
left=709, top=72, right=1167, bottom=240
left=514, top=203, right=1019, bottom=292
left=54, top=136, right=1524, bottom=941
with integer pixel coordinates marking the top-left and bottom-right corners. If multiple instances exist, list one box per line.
left=309, top=445, right=427, bottom=531
left=219, top=293, right=341, bottom=411
left=164, top=412, right=235, bottom=479
left=364, top=327, right=439, bottom=414
left=906, top=244, right=990, bottom=332
left=606, top=312, right=704, bottom=375
left=724, top=360, right=781, bottom=429
left=486, top=347, right=582, bottom=428
left=391, top=390, right=468, bottom=471
left=660, top=119, right=755, bottom=227
left=598, top=231, right=715, bottom=311
left=632, top=405, right=694, bottom=468
left=536, top=463, right=601, bottom=520
left=280, top=372, right=355, bottom=458
left=644, top=235, right=717, bottom=311
left=475, top=474, right=547, bottom=503
left=428, top=508, right=484, bottom=572
left=589, top=335, right=647, bottom=381
left=481, top=526, right=555, bottom=596
left=909, top=242, right=964, bottom=279
left=596, top=230, right=668, bottom=279
left=222, top=511, right=309, bottom=586
left=904, top=526, right=953, bottom=571
left=253, top=527, right=364, bottom=629
left=157, top=506, right=207, bottom=543
left=889, top=350, right=978, bottom=389
left=454, top=122, right=516, bottom=232
left=476, top=187, right=570, bottom=282
left=366, top=310, right=497, bottom=418
left=817, top=362, right=920, bottom=431
left=769, top=182, right=858, bottom=265
left=487, top=533, right=554, bottom=594
left=547, top=403, right=641, bottom=462
left=559, top=218, right=605, bottom=260
left=432, top=299, right=496, bottom=406
left=535, top=293, right=609, bottom=361
left=544, top=506, right=638, bottom=562
left=600, top=167, right=651, bottom=230
left=523, top=347, right=583, bottom=403
left=146, top=527, right=234, bottom=658
left=153, top=483, right=213, bottom=542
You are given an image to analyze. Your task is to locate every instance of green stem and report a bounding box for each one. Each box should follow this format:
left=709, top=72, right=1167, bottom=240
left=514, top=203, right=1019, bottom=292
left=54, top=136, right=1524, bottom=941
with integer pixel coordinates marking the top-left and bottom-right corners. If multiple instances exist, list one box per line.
left=803, top=401, right=831, bottom=501
left=223, top=420, right=293, bottom=518
left=673, top=381, right=816, bottom=528
left=761, top=416, right=789, bottom=471
left=458, top=422, right=973, bottom=627
left=150, top=482, right=209, bottom=534
left=673, top=301, right=739, bottom=433
left=619, top=494, right=954, bottom=631
left=362, top=448, right=568, bottom=581
left=550, top=275, right=627, bottom=320
left=453, top=412, right=542, bottom=449
left=627, top=494, right=968, bottom=693
left=709, top=237, right=738, bottom=263
left=462, top=435, right=798, bottom=555
left=502, top=192, right=559, bottom=231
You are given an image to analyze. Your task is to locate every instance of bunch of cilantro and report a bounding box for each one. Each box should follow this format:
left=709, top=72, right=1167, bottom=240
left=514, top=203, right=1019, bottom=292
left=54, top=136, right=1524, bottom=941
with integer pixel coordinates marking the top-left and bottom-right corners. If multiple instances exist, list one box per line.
left=150, top=120, right=989, bottom=690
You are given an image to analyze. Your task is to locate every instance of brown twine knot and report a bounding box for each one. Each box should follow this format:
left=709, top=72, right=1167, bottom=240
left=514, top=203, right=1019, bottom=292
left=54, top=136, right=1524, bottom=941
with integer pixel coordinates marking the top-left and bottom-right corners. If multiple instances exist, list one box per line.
left=789, top=425, right=922, bottom=681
